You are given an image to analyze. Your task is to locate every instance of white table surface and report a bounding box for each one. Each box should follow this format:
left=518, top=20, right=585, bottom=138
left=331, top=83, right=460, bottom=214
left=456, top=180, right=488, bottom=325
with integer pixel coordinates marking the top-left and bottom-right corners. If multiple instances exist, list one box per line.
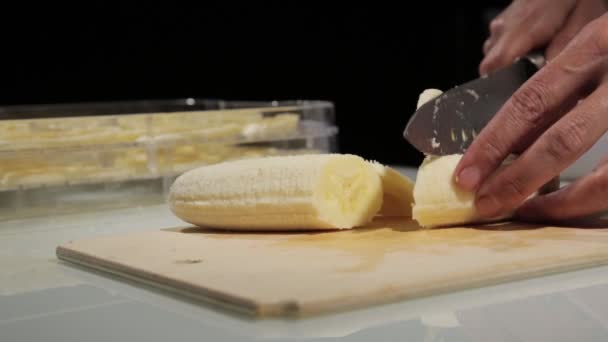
left=3, top=167, right=608, bottom=341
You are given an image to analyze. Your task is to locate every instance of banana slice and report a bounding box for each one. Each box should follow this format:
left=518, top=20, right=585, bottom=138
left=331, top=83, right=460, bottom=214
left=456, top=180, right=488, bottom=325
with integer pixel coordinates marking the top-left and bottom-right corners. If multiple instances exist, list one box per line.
left=411, top=88, right=559, bottom=227
left=370, top=162, right=415, bottom=217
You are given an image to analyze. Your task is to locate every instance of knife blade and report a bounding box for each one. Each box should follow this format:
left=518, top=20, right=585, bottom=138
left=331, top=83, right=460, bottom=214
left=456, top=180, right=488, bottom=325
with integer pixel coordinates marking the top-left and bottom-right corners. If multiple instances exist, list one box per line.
left=404, top=53, right=544, bottom=155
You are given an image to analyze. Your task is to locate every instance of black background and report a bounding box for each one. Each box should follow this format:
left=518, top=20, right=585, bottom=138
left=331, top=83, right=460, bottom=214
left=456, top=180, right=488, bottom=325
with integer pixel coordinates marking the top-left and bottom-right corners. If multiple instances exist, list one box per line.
left=1, top=1, right=510, bottom=166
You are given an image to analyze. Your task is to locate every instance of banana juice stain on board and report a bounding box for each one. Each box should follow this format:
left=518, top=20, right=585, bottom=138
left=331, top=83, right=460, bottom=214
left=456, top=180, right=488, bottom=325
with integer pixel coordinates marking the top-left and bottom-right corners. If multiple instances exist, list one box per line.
left=167, top=218, right=608, bottom=274
left=276, top=218, right=608, bottom=273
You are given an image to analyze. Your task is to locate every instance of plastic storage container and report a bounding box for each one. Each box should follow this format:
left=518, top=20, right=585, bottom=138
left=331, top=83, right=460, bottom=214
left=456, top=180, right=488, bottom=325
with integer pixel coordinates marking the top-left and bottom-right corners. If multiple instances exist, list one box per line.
left=0, top=99, right=338, bottom=220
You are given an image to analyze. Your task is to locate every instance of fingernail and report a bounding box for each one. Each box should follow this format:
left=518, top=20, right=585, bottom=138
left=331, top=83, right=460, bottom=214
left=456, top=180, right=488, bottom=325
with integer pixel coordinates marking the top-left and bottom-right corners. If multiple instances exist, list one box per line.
left=476, top=195, right=501, bottom=218
left=479, top=60, right=488, bottom=76
left=456, top=166, right=481, bottom=190
left=485, top=41, right=500, bottom=59
left=479, top=59, right=493, bottom=76
left=483, top=39, right=491, bottom=54
left=480, top=46, right=500, bottom=74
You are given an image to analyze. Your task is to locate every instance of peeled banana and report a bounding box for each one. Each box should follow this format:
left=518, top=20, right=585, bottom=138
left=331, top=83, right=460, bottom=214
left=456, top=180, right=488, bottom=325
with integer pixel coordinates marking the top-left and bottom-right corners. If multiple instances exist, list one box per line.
left=412, top=154, right=505, bottom=227
left=370, top=161, right=415, bottom=217
left=169, top=154, right=415, bottom=230
left=411, top=88, right=559, bottom=228
left=169, top=154, right=382, bottom=230
left=411, top=88, right=505, bottom=227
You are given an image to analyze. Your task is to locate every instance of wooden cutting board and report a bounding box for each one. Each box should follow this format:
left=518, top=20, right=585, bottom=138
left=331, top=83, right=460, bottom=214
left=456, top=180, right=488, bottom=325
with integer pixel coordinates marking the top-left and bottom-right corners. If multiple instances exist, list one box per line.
left=57, top=217, right=608, bottom=317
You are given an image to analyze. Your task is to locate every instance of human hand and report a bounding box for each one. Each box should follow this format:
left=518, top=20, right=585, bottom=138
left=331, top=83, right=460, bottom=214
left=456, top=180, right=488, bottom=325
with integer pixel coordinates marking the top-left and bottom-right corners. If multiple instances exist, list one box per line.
left=480, top=0, right=606, bottom=75
left=455, top=14, right=608, bottom=221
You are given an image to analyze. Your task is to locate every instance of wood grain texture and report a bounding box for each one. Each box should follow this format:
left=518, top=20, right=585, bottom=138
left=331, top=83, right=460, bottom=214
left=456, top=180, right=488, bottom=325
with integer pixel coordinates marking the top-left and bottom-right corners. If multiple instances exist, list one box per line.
left=56, top=218, right=608, bottom=317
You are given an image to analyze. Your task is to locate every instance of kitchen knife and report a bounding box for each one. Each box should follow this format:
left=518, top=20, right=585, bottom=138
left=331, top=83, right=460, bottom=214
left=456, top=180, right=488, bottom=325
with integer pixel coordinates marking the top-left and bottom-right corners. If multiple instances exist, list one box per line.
left=404, top=53, right=545, bottom=155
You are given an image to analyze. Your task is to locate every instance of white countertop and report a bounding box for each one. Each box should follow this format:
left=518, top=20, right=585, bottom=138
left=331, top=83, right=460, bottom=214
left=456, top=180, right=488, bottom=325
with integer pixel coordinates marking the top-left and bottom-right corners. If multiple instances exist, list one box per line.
left=3, top=167, right=608, bottom=341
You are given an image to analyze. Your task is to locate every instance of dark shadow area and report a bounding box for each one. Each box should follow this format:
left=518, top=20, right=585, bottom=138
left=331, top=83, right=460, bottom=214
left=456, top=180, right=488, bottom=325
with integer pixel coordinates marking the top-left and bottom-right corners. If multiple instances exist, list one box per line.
left=538, top=216, right=608, bottom=229
left=1, top=1, right=511, bottom=166
left=168, top=215, right=608, bottom=236
left=164, top=225, right=339, bottom=235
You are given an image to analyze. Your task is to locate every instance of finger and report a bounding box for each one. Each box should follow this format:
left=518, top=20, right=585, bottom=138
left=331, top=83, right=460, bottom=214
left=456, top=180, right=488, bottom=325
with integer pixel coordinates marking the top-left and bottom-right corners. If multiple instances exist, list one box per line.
left=516, top=160, right=608, bottom=221
left=475, top=82, right=608, bottom=218
left=546, top=0, right=607, bottom=60
left=484, top=17, right=505, bottom=55
left=600, top=153, right=608, bottom=166
left=489, top=16, right=505, bottom=36
left=509, top=99, right=578, bottom=154
left=483, top=38, right=494, bottom=55
left=480, top=2, right=576, bottom=75
left=480, top=33, right=530, bottom=75
left=480, top=19, right=552, bottom=75
left=455, top=20, right=605, bottom=192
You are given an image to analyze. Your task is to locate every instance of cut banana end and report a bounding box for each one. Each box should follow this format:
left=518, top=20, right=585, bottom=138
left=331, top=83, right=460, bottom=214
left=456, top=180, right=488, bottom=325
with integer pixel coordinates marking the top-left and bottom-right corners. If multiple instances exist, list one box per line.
left=169, top=154, right=383, bottom=230
left=412, top=154, right=559, bottom=228
left=411, top=88, right=488, bottom=227
left=411, top=88, right=561, bottom=228
left=313, top=155, right=384, bottom=228
left=416, top=88, right=444, bottom=109
left=412, top=155, right=492, bottom=228
left=370, top=162, right=415, bottom=217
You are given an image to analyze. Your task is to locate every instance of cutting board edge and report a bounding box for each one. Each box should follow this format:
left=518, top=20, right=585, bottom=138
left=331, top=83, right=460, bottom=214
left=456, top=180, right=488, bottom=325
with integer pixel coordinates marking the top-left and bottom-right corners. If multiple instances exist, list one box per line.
left=55, top=245, right=270, bottom=317
left=57, top=243, right=608, bottom=318
left=271, top=254, right=608, bottom=317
